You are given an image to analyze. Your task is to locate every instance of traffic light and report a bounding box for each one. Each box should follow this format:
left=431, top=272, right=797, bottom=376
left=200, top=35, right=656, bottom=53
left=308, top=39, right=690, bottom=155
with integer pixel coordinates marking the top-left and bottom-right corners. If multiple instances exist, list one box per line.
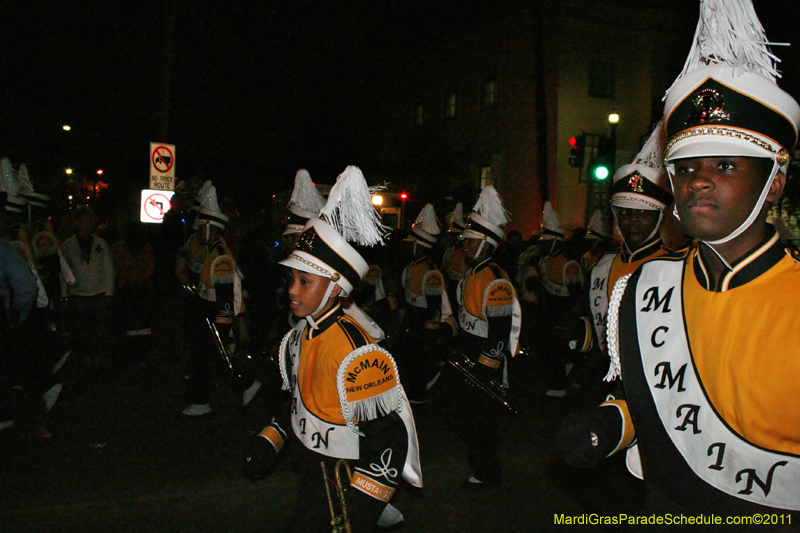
left=591, top=136, right=616, bottom=181
left=568, top=134, right=585, bottom=168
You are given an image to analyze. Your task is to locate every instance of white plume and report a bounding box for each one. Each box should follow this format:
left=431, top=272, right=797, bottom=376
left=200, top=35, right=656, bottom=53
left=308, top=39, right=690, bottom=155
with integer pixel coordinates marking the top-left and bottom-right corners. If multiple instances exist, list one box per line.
left=320, top=165, right=387, bottom=247
left=472, top=186, right=510, bottom=227
left=290, top=169, right=326, bottom=214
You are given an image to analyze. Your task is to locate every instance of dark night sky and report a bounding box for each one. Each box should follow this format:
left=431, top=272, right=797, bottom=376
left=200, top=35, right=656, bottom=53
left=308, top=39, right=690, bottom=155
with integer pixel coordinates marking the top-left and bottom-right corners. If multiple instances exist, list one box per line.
left=2, top=1, right=799, bottom=212
left=0, top=0, right=436, bottom=204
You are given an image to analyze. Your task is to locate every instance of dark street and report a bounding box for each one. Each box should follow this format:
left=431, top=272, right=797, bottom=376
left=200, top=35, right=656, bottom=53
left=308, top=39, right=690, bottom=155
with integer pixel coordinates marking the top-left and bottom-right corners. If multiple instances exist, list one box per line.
left=1, top=295, right=643, bottom=533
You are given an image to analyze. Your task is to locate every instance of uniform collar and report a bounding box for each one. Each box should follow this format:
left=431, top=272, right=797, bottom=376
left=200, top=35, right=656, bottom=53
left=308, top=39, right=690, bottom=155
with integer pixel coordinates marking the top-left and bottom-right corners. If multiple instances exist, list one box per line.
left=621, top=237, right=663, bottom=263
left=692, top=227, right=784, bottom=292
left=473, top=256, right=494, bottom=273
left=307, top=302, right=344, bottom=337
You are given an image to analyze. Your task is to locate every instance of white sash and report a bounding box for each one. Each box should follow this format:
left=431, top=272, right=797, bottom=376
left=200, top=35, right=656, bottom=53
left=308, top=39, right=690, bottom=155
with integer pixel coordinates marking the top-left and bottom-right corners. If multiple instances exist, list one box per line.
left=588, top=253, right=615, bottom=355
left=634, top=260, right=800, bottom=510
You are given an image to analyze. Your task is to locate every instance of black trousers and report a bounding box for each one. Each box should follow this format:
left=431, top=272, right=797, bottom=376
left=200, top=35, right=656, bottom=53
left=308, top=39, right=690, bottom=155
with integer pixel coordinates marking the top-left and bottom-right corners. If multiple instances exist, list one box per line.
left=432, top=366, right=505, bottom=485
left=289, top=446, right=388, bottom=533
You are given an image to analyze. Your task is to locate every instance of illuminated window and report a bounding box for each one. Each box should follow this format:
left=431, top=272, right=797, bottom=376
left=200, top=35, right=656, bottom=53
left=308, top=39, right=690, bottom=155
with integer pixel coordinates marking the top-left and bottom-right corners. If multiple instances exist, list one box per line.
left=445, top=93, right=457, bottom=119
left=480, top=166, right=494, bottom=189
left=482, top=78, right=498, bottom=109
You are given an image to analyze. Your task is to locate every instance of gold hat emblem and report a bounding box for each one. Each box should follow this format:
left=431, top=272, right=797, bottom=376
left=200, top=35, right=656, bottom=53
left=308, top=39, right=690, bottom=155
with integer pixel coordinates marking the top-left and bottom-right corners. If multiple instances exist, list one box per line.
left=297, top=229, right=316, bottom=251
left=688, top=88, right=730, bottom=125
left=627, top=172, right=645, bottom=193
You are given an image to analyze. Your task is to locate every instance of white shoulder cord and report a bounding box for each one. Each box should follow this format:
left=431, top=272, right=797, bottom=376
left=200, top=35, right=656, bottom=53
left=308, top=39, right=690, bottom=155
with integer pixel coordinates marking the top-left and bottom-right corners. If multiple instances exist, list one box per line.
left=604, top=274, right=632, bottom=382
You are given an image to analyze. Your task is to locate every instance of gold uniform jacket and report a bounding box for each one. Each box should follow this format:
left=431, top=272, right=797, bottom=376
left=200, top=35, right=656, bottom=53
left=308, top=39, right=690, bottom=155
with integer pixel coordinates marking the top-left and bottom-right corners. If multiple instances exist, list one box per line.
left=264, top=305, right=422, bottom=503
left=612, top=230, right=800, bottom=514
left=457, top=258, right=521, bottom=371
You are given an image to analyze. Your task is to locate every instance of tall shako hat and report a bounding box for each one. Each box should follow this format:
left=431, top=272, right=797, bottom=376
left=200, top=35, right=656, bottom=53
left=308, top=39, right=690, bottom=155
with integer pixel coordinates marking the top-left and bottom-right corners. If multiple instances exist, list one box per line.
left=16, top=164, right=50, bottom=211
left=446, top=202, right=466, bottom=234
left=611, top=120, right=673, bottom=211
left=191, top=180, right=212, bottom=212
left=586, top=209, right=607, bottom=239
left=0, top=158, right=25, bottom=214
left=463, top=186, right=510, bottom=248
left=408, top=203, right=441, bottom=249
left=193, top=183, right=229, bottom=230
left=539, top=201, right=566, bottom=240
left=280, top=165, right=386, bottom=302
left=283, top=169, right=326, bottom=236
left=663, top=0, right=800, bottom=246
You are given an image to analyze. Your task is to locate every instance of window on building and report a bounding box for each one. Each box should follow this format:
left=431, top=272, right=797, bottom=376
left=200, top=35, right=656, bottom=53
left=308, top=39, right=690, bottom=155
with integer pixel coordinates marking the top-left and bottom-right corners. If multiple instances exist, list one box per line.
left=588, top=60, right=615, bottom=99
left=480, top=166, right=494, bottom=189
left=445, top=93, right=457, bottom=119
left=414, top=103, right=424, bottom=126
left=482, top=78, right=498, bottom=109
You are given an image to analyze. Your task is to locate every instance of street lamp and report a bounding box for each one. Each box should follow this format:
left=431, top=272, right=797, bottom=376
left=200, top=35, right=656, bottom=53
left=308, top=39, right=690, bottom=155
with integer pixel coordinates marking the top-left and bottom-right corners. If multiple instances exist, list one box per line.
left=65, top=168, right=73, bottom=175
left=62, top=124, right=71, bottom=131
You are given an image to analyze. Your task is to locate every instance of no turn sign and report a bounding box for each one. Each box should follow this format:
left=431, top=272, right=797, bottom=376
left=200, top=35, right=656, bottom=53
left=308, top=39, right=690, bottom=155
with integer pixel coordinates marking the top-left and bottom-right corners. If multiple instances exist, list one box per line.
left=140, top=189, right=175, bottom=223
left=150, top=142, right=176, bottom=190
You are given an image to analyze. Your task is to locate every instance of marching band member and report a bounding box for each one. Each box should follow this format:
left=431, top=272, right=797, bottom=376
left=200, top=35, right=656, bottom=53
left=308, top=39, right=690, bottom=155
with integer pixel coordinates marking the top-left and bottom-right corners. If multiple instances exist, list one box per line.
left=575, top=121, right=675, bottom=362
left=242, top=166, right=422, bottom=532
left=179, top=183, right=261, bottom=416
left=395, top=203, right=455, bottom=402
left=558, top=0, right=800, bottom=518
left=435, top=185, right=520, bottom=490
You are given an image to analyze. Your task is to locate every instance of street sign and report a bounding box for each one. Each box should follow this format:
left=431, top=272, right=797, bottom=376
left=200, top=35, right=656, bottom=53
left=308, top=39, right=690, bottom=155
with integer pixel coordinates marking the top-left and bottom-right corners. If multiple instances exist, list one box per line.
left=149, top=142, right=176, bottom=190
left=140, top=189, right=175, bottom=223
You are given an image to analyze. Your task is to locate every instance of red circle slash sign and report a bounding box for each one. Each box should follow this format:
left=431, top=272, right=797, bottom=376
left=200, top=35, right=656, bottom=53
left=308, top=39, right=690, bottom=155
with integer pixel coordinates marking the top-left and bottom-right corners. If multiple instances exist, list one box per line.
left=152, top=145, right=174, bottom=173
left=145, top=193, right=172, bottom=221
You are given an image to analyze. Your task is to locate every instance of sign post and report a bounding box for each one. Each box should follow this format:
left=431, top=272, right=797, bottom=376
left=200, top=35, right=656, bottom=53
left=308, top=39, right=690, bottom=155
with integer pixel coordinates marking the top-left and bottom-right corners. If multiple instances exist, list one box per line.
left=149, top=142, right=176, bottom=190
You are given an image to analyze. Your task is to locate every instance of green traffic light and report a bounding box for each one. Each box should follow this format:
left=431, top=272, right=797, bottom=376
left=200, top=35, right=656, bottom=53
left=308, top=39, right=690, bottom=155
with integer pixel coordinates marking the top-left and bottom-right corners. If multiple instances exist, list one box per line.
left=594, top=166, right=609, bottom=180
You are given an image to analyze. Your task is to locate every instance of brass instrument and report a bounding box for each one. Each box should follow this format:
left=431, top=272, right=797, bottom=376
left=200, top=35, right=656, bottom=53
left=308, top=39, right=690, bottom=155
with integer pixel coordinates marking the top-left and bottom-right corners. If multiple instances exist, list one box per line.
left=322, top=459, right=352, bottom=533
left=448, top=350, right=518, bottom=414
left=182, top=283, right=246, bottom=384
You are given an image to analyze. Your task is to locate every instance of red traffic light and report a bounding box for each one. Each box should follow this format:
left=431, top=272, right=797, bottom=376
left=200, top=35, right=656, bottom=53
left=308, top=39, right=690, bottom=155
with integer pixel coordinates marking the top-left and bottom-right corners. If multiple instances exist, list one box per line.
left=399, top=192, right=409, bottom=200
left=568, top=133, right=586, bottom=168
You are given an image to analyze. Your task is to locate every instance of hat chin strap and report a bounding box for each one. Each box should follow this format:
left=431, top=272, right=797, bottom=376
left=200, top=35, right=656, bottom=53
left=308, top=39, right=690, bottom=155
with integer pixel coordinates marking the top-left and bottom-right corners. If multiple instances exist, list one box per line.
left=703, top=160, right=779, bottom=247
left=305, top=280, right=338, bottom=330
left=668, top=160, right=780, bottom=253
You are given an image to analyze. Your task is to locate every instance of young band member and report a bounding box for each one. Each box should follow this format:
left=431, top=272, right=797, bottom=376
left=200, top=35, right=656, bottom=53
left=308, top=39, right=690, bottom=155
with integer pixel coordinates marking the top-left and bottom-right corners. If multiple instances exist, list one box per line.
left=242, top=166, right=422, bottom=532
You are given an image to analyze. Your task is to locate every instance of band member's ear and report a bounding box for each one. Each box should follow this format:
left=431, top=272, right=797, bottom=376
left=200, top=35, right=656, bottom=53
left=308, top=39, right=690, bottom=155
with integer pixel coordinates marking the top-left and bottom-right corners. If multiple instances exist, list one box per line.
left=768, top=170, right=786, bottom=203
left=330, top=283, right=343, bottom=299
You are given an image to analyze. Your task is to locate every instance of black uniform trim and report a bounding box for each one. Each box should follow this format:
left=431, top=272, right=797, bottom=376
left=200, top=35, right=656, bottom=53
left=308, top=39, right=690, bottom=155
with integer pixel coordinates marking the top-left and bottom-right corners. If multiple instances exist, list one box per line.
left=339, top=315, right=371, bottom=350
left=693, top=228, right=783, bottom=291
